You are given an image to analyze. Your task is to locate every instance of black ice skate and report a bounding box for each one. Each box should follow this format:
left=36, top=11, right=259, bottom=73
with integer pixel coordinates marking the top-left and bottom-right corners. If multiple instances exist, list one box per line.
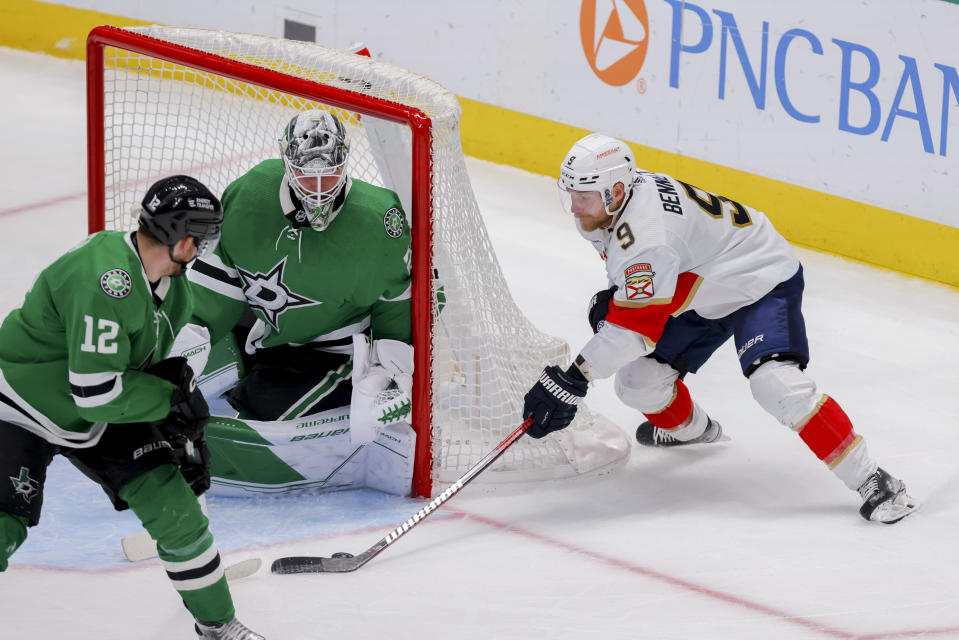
left=635, top=417, right=723, bottom=447
left=857, top=467, right=919, bottom=524
left=195, top=618, right=266, bottom=640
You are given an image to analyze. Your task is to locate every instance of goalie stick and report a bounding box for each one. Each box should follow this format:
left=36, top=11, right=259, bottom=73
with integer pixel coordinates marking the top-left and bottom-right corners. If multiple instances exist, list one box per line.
left=270, top=416, right=534, bottom=574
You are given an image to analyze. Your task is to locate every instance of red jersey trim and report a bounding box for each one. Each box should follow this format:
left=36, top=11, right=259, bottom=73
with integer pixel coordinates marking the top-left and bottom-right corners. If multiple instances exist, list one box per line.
left=605, top=272, right=702, bottom=342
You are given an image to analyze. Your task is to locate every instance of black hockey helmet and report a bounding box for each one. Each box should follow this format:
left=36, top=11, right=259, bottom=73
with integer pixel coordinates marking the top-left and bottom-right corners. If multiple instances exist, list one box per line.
left=138, top=175, right=223, bottom=260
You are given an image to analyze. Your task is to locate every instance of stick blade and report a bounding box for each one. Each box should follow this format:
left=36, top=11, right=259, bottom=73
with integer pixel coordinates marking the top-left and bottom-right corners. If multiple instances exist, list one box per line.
left=121, top=531, right=157, bottom=562
left=271, top=555, right=361, bottom=574
left=224, top=557, right=261, bottom=581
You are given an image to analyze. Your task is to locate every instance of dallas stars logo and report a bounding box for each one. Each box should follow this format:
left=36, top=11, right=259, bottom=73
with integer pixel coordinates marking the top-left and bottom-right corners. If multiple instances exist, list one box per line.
left=9, top=466, right=39, bottom=504
left=237, top=257, right=320, bottom=331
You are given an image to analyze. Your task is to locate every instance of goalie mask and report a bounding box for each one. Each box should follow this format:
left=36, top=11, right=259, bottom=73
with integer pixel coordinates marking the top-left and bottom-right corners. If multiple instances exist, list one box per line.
left=279, top=109, right=351, bottom=231
left=138, top=175, right=223, bottom=267
left=558, top=133, right=636, bottom=216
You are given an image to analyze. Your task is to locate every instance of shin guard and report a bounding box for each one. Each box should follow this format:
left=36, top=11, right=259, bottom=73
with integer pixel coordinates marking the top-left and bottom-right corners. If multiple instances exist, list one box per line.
left=795, top=395, right=859, bottom=468
left=0, top=511, right=28, bottom=571
left=121, top=465, right=235, bottom=625
left=642, top=379, right=694, bottom=431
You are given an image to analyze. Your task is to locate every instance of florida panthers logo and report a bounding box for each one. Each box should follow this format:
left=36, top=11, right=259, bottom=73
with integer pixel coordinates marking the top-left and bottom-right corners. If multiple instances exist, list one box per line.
left=624, top=263, right=655, bottom=300
left=237, top=257, right=321, bottom=331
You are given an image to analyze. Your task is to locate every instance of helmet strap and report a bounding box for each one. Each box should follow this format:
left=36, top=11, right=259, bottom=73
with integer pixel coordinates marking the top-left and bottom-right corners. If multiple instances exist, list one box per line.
left=167, top=241, right=194, bottom=275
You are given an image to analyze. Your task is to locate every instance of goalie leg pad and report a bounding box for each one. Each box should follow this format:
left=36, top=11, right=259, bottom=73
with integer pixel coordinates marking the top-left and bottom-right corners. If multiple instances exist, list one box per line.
left=364, top=422, right=416, bottom=496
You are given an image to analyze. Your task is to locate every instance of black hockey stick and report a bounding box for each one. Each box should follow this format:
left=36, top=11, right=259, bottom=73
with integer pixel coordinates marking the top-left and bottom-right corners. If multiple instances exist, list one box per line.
left=271, top=416, right=534, bottom=574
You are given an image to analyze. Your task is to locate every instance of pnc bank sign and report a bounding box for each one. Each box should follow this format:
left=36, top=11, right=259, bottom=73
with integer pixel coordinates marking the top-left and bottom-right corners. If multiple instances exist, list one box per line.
left=578, top=0, right=958, bottom=157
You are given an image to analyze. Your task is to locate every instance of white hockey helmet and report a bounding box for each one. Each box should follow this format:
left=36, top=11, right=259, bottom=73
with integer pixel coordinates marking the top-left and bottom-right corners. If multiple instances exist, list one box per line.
left=279, top=109, right=351, bottom=231
left=558, top=133, right=635, bottom=215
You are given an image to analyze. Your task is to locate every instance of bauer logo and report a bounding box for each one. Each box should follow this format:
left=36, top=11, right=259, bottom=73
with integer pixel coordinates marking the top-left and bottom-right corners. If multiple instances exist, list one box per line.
left=580, top=0, right=650, bottom=86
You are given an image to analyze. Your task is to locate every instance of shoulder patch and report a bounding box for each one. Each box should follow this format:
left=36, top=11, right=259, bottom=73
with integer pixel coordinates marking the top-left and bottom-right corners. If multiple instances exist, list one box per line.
left=383, top=208, right=405, bottom=238
left=624, top=263, right=655, bottom=300
left=100, top=269, right=133, bottom=299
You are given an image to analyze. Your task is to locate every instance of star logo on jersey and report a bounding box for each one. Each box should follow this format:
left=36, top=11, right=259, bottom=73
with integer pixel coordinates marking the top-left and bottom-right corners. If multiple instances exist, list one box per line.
left=237, top=257, right=321, bottom=331
left=580, top=0, right=650, bottom=86
left=9, top=466, right=39, bottom=504
left=624, top=263, right=654, bottom=300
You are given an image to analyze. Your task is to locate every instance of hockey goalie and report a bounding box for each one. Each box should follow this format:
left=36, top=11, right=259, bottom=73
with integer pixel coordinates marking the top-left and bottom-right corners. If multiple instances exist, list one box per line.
left=176, top=109, right=417, bottom=497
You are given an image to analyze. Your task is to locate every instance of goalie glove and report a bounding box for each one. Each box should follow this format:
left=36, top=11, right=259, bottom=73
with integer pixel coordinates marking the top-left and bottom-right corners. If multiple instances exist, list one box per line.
left=350, top=334, right=413, bottom=445
left=522, top=365, right=588, bottom=439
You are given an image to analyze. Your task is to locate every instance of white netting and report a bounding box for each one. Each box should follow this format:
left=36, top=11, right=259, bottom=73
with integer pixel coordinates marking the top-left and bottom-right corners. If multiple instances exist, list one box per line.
left=96, top=26, right=629, bottom=493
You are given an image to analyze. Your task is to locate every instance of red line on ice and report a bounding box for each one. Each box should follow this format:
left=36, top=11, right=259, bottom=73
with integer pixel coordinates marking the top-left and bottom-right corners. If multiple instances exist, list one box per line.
left=448, top=507, right=959, bottom=640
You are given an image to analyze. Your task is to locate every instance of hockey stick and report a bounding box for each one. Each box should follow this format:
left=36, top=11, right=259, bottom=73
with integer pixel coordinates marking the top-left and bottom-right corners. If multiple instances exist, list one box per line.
left=271, top=416, right=534, bottom=574
left=122, top=496, right=262, bottom=580
left=121, top=531, right=262, bottom=581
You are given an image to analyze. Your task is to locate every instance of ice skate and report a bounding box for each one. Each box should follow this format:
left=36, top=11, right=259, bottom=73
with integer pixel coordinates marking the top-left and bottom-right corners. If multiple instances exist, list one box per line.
left=195, top=617, right=266, bottom=640
left=635, top=417, right=723, bottom=447
left=857, top=467, right=919, bottom=524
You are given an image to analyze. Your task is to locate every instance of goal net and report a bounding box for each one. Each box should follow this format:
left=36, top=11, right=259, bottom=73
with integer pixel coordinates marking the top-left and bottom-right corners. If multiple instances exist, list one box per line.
left=86, top=25, right=630, bottom=497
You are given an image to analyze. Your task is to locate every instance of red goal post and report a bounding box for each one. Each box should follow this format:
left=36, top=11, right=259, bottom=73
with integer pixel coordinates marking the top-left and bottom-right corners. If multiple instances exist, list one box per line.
left=86, top=25, right=629, bottom=498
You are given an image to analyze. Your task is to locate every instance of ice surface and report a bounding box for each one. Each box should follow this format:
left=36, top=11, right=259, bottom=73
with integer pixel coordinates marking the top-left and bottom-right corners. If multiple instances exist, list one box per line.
left=2, top=47, right=959, bottom=639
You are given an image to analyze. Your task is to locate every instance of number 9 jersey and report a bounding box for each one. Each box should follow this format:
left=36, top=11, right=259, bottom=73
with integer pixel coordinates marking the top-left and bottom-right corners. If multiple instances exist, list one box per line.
left=577, top=169, right=800, bottom=379
left=0, top=231, right=192, bottom=447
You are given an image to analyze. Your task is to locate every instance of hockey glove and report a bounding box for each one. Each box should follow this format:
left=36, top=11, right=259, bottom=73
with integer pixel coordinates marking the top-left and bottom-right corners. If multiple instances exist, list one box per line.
left=523, top=365, right=588, bottom=439
left=350, top=335, right=413, bottom=445
left=588, top=286, right=617, bottom=333
left=175, top=435, right=211, bottom=497
left=148, top=357, right=210, bottom=442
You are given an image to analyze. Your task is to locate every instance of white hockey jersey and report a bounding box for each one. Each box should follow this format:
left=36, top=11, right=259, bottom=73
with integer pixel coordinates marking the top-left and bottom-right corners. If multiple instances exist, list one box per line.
left=577, top=169, right=800, bottom=379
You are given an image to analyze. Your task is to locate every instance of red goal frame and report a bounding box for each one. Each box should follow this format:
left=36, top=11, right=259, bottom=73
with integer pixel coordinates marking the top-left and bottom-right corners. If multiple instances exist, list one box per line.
left=85, top=26, right=437, bottom=498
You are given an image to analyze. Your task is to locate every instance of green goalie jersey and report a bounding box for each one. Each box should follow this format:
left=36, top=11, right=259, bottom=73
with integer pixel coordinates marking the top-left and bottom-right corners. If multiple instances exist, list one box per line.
left=188, top=159, right=412, bottom=351
left=0, top=232, right=189, bottom=446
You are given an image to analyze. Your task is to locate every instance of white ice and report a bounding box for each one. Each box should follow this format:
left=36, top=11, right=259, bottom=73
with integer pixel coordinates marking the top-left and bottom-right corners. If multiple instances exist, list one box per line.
left=2, top=47, right=959, bottom=640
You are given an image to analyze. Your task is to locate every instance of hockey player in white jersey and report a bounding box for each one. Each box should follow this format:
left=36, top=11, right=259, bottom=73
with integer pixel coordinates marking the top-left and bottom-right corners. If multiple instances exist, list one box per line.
left=522, top=133, right=918, bottom=524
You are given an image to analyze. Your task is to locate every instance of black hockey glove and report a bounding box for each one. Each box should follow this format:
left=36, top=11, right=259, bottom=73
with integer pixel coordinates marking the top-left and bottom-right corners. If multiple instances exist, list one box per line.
left=175, top=435, right=211, bottom=497
left=588, top=286, right=617, bottom=333
left=523, top=365, right=588, bottom=439
left=148, top=357, right=210, bottom=442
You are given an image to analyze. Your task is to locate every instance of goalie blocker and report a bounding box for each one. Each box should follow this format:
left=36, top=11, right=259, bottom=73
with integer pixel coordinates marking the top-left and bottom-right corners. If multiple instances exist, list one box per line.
left=168, top=327, right=416, bottom=497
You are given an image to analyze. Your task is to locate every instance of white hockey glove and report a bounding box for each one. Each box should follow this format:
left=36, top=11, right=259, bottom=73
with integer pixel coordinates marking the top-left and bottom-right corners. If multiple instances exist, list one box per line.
left=350, top=334, right=414, bottom=445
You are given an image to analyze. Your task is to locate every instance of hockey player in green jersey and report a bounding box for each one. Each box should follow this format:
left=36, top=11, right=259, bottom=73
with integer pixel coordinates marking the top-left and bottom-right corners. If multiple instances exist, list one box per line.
left=187, top=110, right=415, bottom=496
left=0, top=176, right=265, bottom=640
